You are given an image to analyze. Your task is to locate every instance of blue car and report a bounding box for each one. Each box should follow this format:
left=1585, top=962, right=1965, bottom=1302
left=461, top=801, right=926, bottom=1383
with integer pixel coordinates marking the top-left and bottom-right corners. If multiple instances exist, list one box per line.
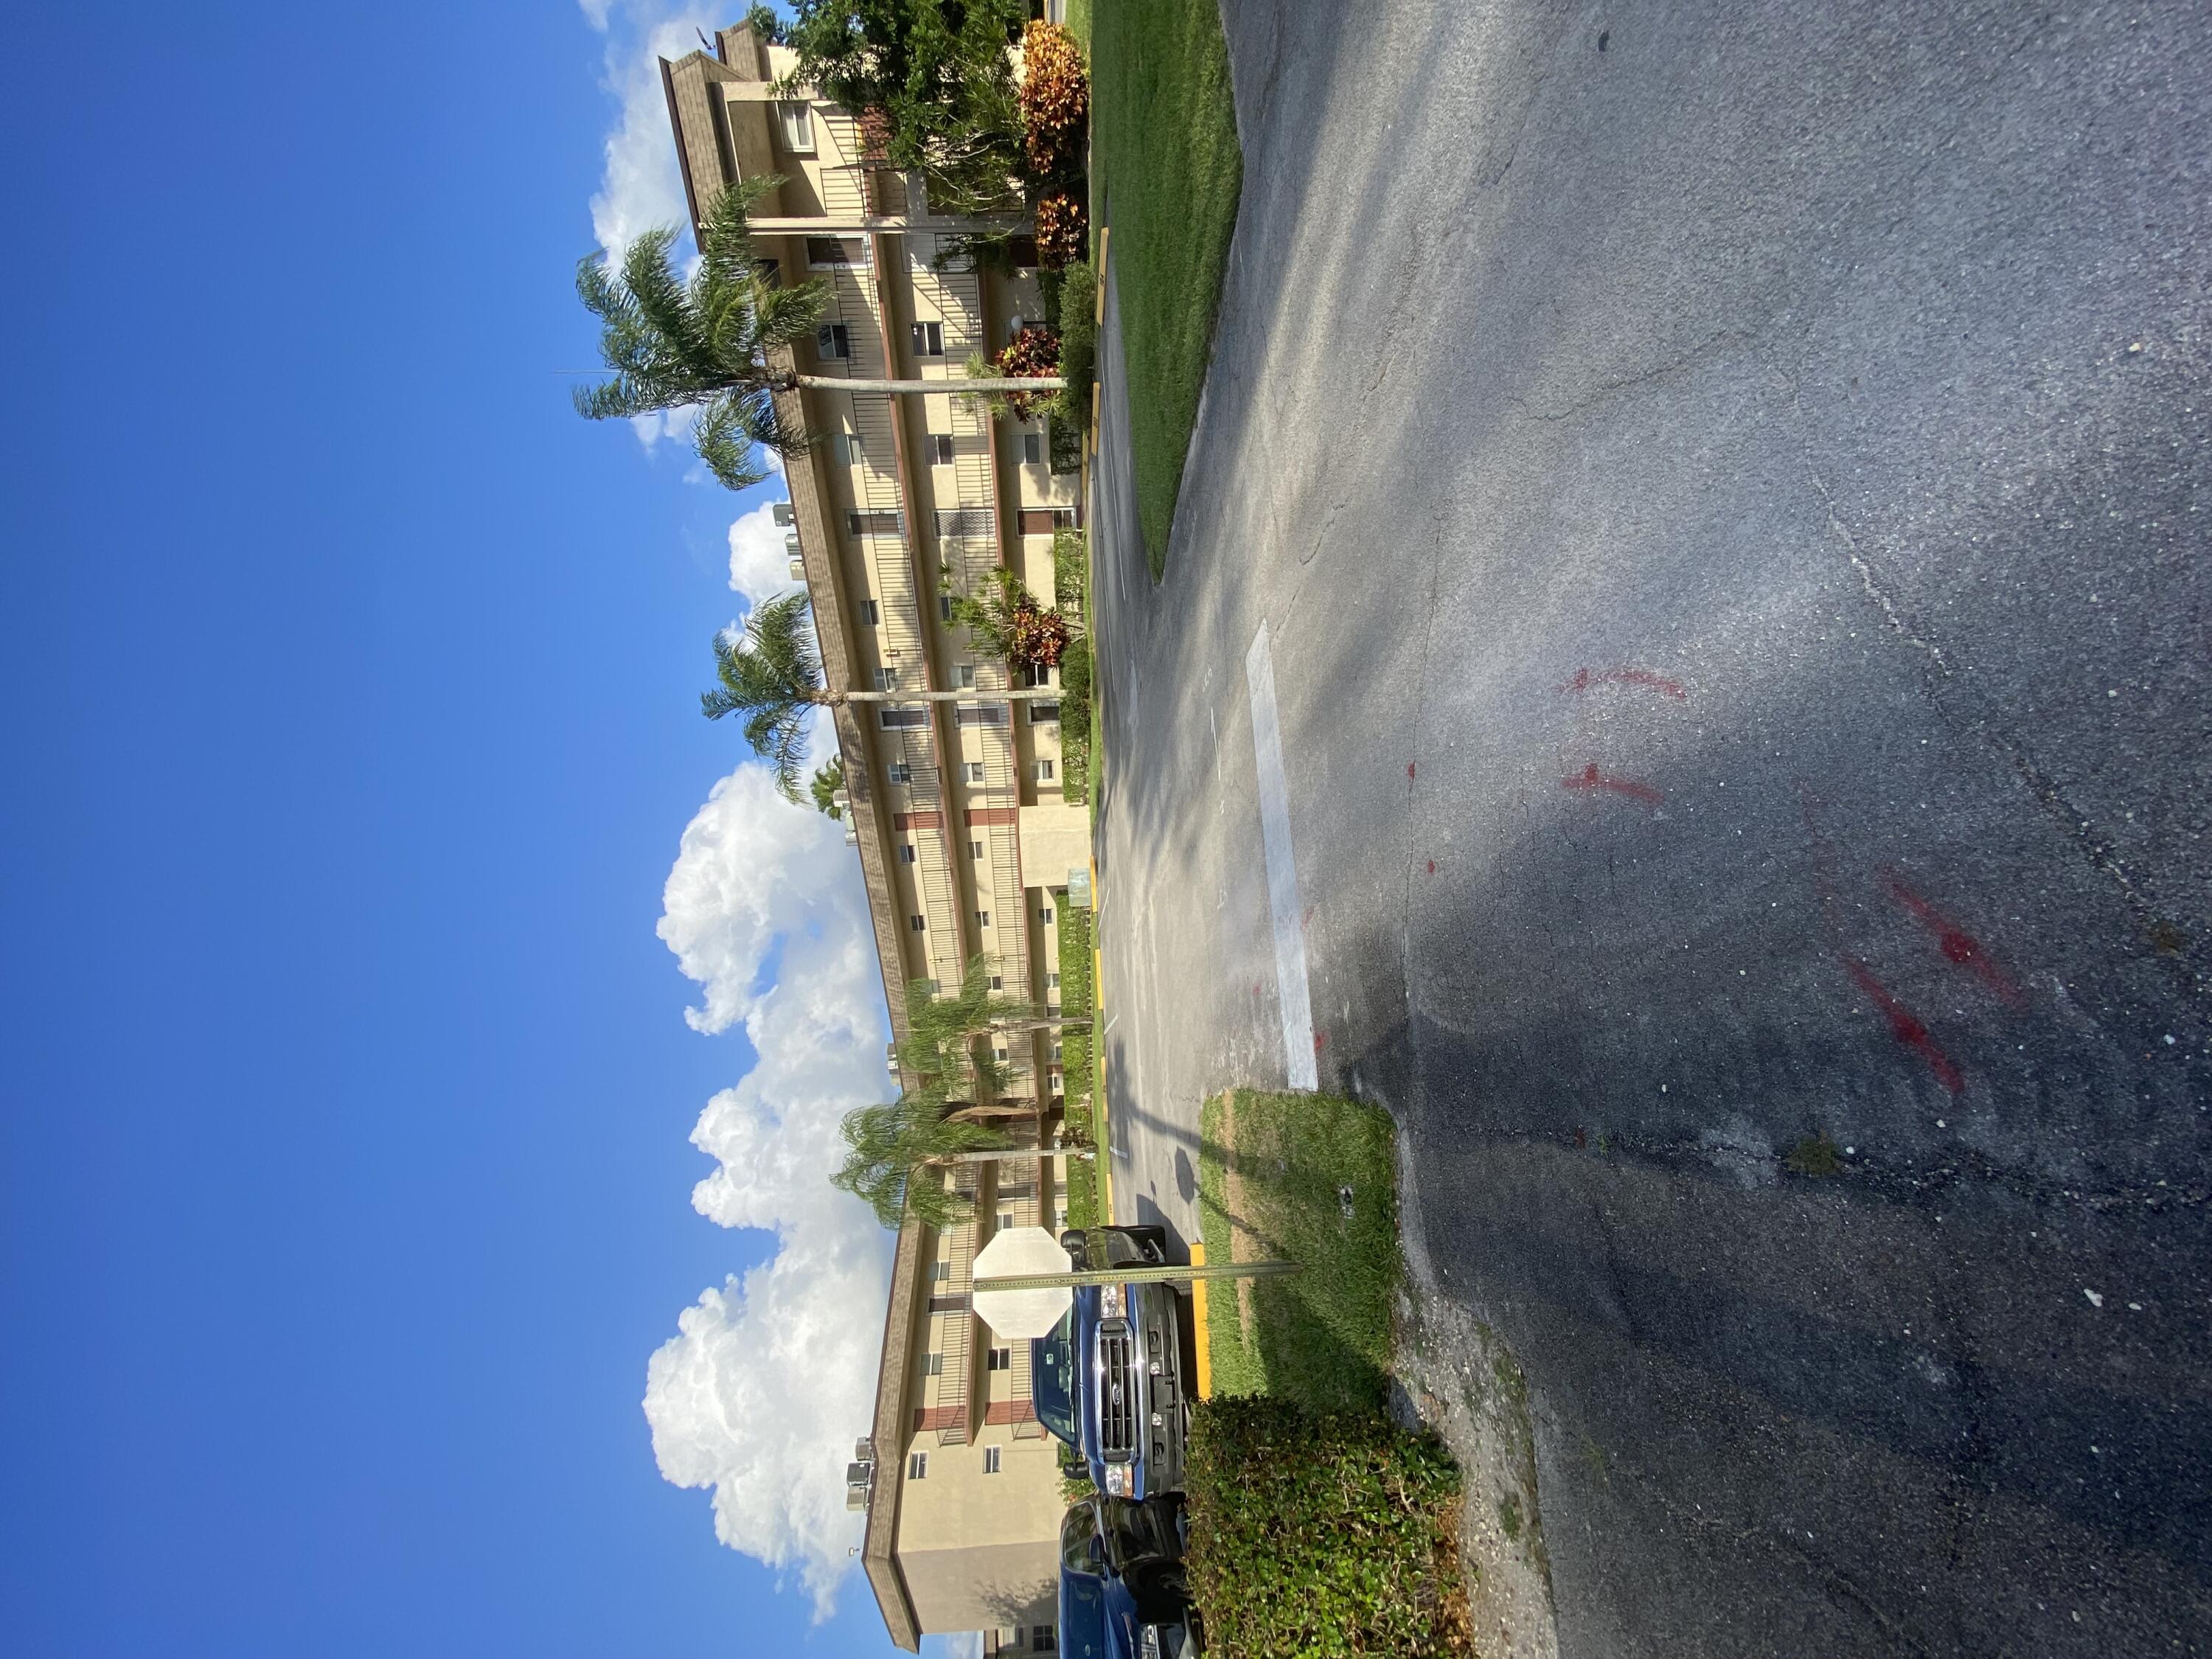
left=1057, top=1492, right=1202, bottom=1659
left=1031, top=1226, right=1190, bottom=1500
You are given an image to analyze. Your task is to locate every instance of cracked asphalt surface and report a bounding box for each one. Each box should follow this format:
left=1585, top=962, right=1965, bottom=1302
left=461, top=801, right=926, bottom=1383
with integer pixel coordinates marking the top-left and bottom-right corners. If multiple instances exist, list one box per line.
left=1089, top=3, right=2212, bottom=1655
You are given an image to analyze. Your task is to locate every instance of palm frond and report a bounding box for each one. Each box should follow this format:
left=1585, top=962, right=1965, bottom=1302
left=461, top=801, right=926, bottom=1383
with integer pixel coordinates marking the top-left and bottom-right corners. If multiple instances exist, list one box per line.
left=700, top=595, right=827, bottom=799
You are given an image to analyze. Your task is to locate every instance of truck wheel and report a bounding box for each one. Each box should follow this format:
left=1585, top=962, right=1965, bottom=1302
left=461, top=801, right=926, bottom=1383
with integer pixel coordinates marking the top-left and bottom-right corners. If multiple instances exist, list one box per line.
left=1130, top=1563, right=1189, bottom=1622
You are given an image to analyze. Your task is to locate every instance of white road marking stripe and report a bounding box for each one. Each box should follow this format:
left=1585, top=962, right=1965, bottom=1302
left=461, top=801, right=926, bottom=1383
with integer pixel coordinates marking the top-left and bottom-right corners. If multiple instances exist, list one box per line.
left=1246, top=622, right=1318, bottom=1089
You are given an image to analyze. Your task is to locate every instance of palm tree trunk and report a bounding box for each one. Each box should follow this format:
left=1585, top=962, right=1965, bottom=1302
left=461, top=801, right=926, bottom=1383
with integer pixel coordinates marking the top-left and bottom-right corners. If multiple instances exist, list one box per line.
left=794, top=376, right=1068, bottom=395
left=834, top=688, right=1062, bottom=703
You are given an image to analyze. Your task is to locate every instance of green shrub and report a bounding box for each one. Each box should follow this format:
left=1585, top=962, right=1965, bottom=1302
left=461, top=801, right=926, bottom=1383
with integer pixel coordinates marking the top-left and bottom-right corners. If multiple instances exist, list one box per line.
left=1186, top=1395, right=1471, bottom=1658
left=1051, top=260, right=1097, bottom=469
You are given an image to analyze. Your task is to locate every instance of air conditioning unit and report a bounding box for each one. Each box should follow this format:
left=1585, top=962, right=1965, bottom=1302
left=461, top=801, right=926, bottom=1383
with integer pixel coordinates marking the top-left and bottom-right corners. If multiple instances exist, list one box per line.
left=788, top=556, right=807, bottom=581
left=773, top=501, right=796, bottom=527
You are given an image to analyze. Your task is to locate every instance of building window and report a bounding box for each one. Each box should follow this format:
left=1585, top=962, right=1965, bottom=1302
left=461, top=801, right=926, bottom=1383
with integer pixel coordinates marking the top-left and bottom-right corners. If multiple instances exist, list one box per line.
left=1019, top=507, right=1077, bottom=535
left=909, top=1452, right=928, bottom=1481
left=848, top=509, right=902, bottom=538
left=971, top=840, right=986, bottom=859
left=988, top=974, right=1003, bottom=990
left=957, top=703, right=1009, bottom=727
left=975, top=910, right=991, bottom=928
left=779, top=101, right=816, bottom=153
left=964, top=762, right=986, bottom=784
left=816, top=321, right=851, bottom=358
left=925, top=1352, right=943, bottom=1377
left=888, top=762, right=912, bottom=785
left=807, top=237, right=861, bottom=269
left=873, top=667, right=898, bottom=691
left=987, top=1346, right=1011, bottom=1371
left=833, top=432, right=863, bottom=465
left=1029, top=700, right=1060, bottom=723
left=930, top=434, right=955, bottom=465
left=880, top=707, right=928, bottom=728
left=997, top=1208, right=1015, bottom=1231
left=1048, top=972, right=1060, bottom=990
left=931, top=1261, right=950, bottom=1281
left=957, top=664, right=975, bottom=689
left=909, top=913, right=925, bottom=931
left=1034, top=759, right=1056, bottom=782
left=1051, top=1042, right=1062, bottom=1061
left=1024, top=662, right=1057, bottom=688
left=858, top=597, right=880, bottom=625
left=911, top=320, right=945, bottom=358
left=899, top=844, right=917, bottom=864
left=983, top=1445, right=1002, bottom=1474
left=1031, top=1628, right=1054, bottom=1652
left=939, top=594, right=953, bottom=622
left=1023, top=431, right=1044, bottom=466
left=1040, top=902, right=1055, bottom=922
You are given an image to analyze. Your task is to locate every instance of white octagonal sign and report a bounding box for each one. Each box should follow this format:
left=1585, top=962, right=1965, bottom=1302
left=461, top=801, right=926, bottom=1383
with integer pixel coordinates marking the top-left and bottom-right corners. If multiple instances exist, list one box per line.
left=970, top=1225, right=1074, bottom=1340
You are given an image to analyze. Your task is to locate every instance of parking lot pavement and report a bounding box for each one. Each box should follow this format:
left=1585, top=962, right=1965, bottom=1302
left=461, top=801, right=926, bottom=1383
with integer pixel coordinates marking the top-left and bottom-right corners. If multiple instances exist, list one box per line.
left=1093, top=2, right=2212, bottom=1652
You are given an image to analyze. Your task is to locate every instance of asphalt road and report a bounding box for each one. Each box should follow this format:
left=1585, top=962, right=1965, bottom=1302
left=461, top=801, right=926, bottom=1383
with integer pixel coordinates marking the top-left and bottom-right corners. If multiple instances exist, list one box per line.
left=1089, top=3, right=2212, bottom=1655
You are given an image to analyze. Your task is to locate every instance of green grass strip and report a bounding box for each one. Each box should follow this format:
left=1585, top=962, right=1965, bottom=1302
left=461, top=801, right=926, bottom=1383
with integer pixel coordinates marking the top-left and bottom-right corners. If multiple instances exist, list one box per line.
left=1090, top=0, right=1242, bottom=577
left=1197, top=1091, right=1401, bottom=1413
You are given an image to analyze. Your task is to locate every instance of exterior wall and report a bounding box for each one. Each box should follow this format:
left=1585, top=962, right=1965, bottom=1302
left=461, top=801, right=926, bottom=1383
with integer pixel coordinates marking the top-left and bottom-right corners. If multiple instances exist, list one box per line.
left=664, top=29, right=1090, bottom=1649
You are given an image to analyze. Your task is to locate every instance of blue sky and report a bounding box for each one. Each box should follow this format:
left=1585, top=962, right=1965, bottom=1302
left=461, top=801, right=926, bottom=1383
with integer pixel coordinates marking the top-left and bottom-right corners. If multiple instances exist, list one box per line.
left=0, top=3, right=942, bottom=1654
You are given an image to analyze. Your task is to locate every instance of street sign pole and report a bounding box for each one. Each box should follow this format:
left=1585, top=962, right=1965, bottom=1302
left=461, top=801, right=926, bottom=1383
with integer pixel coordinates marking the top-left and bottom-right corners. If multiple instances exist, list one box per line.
left=973, top=1260, right=1299, bottom=1293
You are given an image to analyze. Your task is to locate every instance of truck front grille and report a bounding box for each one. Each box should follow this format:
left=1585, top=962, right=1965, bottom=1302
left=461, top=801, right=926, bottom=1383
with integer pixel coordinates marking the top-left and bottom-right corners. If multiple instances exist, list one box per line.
left=1098, top=1326, right=1135, bottom=1456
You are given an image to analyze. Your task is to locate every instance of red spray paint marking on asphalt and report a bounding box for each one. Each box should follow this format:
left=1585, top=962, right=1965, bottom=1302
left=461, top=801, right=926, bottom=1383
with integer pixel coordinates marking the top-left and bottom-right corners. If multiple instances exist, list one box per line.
left=1562, top=762, right=1664, bottom=806
left=1314, top=1032, right=1327, bottom=1051
left=1408, top=762, right=1416, bottom=779
left=1879, top=871, right=2024, bottom=1007
left=1802, top=786, right=1969, bottom=1095
left=1557, top=667, right=1689, bottom=702
left=1426, top=860, right=1436, bottom=875
left=1843, top=956, right=1965, bottom=1094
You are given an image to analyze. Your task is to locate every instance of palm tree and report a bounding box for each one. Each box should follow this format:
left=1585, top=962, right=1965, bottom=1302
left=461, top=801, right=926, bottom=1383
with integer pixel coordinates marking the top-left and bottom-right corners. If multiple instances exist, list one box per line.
left=574, top=176, right=825, bottom=491
left=574, top=182, right=1063, bottom=493
left=832, top=1095, right=1015, bottom=1229
left=831, top=1091, right=1093, bottom=1232
left=704, top=592, right=1059, bottom=799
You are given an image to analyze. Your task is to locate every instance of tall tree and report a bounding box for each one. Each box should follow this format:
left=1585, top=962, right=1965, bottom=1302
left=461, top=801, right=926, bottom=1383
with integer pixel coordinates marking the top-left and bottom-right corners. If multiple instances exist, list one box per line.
left=572, top=175, right=826, bottom=491
left=576, top=178, right=1057, bottom=495
left=779, top=0, right=1032, bottom=216
left=810, top=753, right=847, bottom=818
left=703, top=592, right=1058, bottom=799
left=831, top=1095, right=1014, bottom=1229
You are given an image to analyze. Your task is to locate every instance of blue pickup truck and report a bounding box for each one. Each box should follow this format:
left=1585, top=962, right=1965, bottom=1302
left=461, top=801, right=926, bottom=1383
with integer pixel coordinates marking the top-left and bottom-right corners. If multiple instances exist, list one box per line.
left=1030, top=1225, right=1190, bottom=1500
left=1056, top=1492, right=1202, bottom=1659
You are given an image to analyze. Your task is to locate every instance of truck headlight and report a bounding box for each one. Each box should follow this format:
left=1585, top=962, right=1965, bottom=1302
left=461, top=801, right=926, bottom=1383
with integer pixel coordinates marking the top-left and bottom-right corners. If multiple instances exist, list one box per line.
left=1099, top=1284, right=1125, bottom=1319
left=1103, top=1462, right=1133, bottom=1496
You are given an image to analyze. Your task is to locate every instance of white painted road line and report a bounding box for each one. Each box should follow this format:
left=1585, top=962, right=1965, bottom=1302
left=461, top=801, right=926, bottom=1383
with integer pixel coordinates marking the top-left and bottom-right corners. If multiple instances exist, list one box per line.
left=1245, top=622, right=1318, bottom=1090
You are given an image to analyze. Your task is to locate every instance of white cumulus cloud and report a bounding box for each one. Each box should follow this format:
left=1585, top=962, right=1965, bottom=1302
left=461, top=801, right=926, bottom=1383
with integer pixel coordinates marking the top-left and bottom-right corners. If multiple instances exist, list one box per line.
left=643, top=765, right=897, bottom=1617
left=727, top=498, right=803, bottom=608
left=582, top=0, right=718, bottom=266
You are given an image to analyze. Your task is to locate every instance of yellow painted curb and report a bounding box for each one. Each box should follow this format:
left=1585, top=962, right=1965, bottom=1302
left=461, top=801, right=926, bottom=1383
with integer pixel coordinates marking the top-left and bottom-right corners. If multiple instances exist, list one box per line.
left=1189, top=1242, right=1213, bottom=1400
left=1092, top=850, right=1110, bottom=1225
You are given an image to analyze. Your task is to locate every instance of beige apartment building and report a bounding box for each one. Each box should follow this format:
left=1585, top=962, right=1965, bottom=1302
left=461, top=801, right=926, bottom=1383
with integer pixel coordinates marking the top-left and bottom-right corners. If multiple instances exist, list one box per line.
left=661, top=21, right=1084, bottom=1655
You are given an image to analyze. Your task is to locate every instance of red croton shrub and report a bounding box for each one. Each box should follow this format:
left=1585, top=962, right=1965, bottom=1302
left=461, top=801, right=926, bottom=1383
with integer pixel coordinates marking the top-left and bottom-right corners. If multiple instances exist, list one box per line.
left=994, top=326, right=1062, bottom=418
left=1019, top=21, right=1089, bottom=179
left=1034, top=191, right=1088, bottom=271
left=1009, top=599, right=1072, bottom=669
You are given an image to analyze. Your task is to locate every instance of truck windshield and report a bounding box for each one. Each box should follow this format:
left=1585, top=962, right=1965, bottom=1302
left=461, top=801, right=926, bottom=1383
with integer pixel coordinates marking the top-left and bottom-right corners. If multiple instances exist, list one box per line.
left=1031, top=1307, right=1079, bottom=1445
